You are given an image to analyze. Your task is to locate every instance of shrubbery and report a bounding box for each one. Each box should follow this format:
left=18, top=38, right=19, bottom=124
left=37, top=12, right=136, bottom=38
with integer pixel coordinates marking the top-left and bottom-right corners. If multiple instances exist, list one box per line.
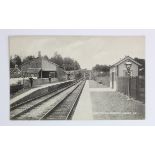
left=10, top=84, right=23, bottom=95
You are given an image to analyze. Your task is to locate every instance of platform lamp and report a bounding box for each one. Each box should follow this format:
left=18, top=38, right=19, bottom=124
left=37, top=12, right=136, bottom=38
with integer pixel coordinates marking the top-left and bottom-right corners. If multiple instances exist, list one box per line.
left=125, top=60, right=132, bottom=99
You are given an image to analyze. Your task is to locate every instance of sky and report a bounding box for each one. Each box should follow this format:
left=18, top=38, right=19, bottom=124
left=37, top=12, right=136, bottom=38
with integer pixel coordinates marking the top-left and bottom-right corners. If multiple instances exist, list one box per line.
left=9, top=36, right=145, bottom=69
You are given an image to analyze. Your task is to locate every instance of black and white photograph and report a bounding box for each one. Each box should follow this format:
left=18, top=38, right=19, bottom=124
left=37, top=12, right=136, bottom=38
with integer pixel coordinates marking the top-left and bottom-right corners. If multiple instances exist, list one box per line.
left=1, top=1, right=155, bottom=155
left=9, top=35, right=145, bottom=120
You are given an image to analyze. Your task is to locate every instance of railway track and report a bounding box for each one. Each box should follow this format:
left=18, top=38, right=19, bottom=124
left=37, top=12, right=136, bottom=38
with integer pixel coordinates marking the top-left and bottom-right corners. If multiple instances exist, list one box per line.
left=40, top=80, right=85, bottom=120
left=10, top=80, right=75, bottom=110
left=10, top=80, right=85, bottom=120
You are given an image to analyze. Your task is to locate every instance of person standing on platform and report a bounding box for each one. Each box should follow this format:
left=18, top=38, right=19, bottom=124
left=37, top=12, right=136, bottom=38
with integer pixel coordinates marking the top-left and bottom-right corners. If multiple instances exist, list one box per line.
left=29, top=74, right=34, bottom=87
left=49, top=74, right=52, bottom=83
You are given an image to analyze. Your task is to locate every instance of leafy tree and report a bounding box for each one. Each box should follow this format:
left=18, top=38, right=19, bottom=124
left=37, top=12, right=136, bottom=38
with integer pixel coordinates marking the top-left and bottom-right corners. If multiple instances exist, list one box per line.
left=14, top=55, right=22, bottom=67
left=50, top=52, right=81, bottom=70
left=92, top=64, right=110, bottom=72
left=10, top=55, right=22, bottom=68
left=43, top=55, right=49, bottom=60
left=23, top=55, right=35, bottom=64
left=63, top=57, right=73, bottom=70
left=74, top=60, right=81, bottom=70
left=134, top=57, right=145, bottom=75
left=10, top=56, right=14, bottom=68
left=50, top=52, right=64, bottom=67
left=134, top=58, right=145, bottom=68
left=63, top=57, right=80, bottom=71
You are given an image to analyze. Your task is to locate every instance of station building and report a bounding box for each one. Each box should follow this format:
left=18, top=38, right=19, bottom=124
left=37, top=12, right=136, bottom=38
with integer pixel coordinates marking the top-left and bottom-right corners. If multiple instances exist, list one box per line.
left=110, top=56, right=141, bottom=90
left=21, top=52, right=67, bottom=81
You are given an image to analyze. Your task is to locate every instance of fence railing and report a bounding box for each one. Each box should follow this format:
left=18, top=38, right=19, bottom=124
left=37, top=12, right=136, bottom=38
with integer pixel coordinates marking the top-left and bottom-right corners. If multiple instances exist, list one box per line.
left=117, top=76, right=145, bottom=102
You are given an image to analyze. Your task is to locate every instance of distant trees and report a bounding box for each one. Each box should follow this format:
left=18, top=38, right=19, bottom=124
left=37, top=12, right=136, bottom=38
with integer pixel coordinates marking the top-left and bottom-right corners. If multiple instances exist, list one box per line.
left=10, top=52, right=81, bottom=71
left=92, top=64, right=110, bottom=73
left=43, top=55, right=49, bottom=60
left=74, top=60, right=81, bottom=70
left=50, top=52, right=81, bottom=71
left=23, top=55, right=35, bottom=64
left=10, top=57, right=14, bottom=68
left=134, top=58, right=145, bottom=68
left=134, top=57, right=145, bottom=75
left=10, top=55, right=22, bottom=69
left=63, top=57, right=81, bottom=71
left=92, top=64, right=110, bottom=77
left=10, top=55, right=35, bottom=69
left=50, top=52, right=64, bottom=67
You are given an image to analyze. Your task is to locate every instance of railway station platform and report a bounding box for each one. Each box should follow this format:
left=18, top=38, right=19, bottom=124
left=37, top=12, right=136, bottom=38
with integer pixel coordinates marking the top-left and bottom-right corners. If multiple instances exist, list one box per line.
left=10, top=80, right=73, bottom=105
left=72, top=80, right=93, bottom=120
left=73, top=80, right=145, bottom=120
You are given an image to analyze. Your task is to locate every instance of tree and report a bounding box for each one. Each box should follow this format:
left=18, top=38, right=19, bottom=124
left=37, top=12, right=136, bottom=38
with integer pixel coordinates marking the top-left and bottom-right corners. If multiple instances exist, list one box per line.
left=63, top=57, right=73, bottom=70
left=43, top=55, right=49, bottom=60
left=10, top=56, right=14, bottom=68
left=134, top=57, right=145, bottom=75
left=23, top=55, right=35, bottom=64
left=74, top=60, right=81, bottom=70
left=10, top=55, right=22, bottom=68
left=50, top=52, right=64, bottom=67
left=92, top=64, right=110, bottom=73
left=63, top=57, right=80, bottom=71
left=50, top=52, right=81, bottom=71
left=134, top=58, right=145, bottom=68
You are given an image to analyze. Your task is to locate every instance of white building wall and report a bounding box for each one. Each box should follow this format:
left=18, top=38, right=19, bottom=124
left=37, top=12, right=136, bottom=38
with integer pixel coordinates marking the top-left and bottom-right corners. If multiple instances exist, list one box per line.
left=110, top=60, right=139, bottom=90
left=118, top=60, right=139, bottom=77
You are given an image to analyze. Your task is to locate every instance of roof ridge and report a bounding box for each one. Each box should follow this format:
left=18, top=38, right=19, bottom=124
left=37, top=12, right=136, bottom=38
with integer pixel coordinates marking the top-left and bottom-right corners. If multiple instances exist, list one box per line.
left=111, top=56, right=142, bottom=67
left=42, top=57, right=60, bottom=67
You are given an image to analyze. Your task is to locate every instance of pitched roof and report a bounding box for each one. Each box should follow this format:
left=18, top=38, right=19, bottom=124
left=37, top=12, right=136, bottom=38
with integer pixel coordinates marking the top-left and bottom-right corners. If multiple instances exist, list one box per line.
left=111, top=56, right=142, bottom=68
left=42, top=57, right=58, bottom=67
left=21, top=56, right=62, bottom=69
left=26, top=68, right=41, bottom=74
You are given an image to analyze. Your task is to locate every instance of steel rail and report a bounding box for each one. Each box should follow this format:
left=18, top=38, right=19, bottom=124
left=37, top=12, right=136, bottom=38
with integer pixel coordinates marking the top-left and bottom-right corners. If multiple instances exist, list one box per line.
left=10, top=81, right=77, bottom=110
left=40, top=80, right=85, bottom=120
left=65, top=80, right=86, bottom=120
left=10, top=81, right=80, bottom=120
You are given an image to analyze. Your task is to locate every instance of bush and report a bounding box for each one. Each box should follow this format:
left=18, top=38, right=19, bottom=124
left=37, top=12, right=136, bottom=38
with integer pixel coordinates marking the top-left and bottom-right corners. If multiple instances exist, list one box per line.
left=10, top=84, right=23, bottom=95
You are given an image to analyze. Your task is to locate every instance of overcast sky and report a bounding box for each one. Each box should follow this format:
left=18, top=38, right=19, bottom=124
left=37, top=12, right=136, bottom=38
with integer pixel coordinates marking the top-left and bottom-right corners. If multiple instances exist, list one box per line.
left=9, top=36, right=145, bottom=69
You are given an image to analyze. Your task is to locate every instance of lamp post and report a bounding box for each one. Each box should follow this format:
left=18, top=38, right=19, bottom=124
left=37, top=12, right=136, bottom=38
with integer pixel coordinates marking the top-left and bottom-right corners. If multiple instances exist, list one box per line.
left=125, top=61, right=132, bottom=98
